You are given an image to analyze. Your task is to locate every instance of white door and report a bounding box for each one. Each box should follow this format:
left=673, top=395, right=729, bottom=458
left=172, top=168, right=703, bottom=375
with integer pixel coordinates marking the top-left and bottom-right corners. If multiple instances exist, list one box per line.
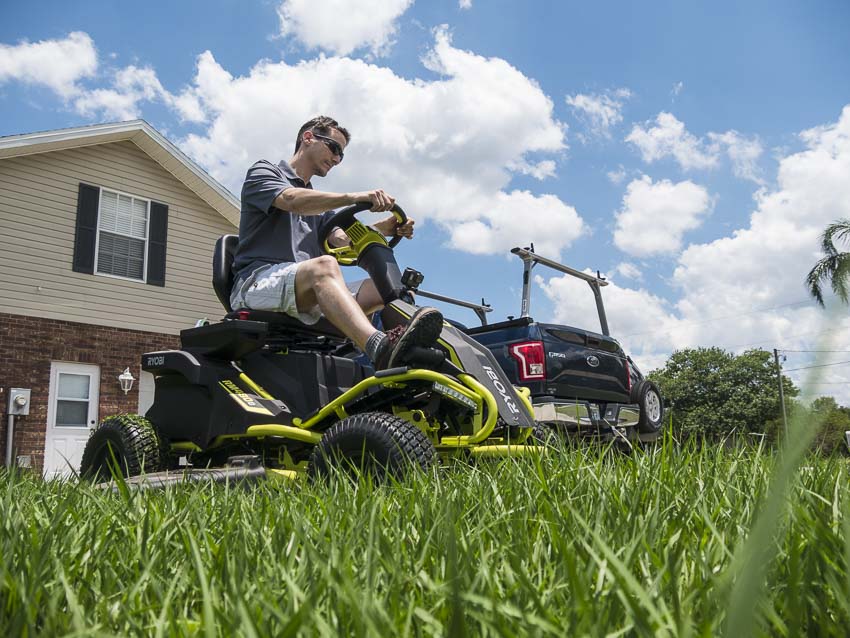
left=43, top=362, right=100, bottom=479
left=138, top=371, right=155, bottom=416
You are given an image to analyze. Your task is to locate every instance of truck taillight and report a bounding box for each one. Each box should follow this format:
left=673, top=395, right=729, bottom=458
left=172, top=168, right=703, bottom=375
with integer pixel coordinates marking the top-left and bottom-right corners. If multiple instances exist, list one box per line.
left=509, top=341, right=546, bottom=381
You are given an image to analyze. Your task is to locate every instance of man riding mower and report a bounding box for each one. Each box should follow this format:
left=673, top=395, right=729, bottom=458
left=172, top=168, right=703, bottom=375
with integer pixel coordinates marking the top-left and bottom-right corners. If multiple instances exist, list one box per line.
left=80, top=203, right=543, bottom=483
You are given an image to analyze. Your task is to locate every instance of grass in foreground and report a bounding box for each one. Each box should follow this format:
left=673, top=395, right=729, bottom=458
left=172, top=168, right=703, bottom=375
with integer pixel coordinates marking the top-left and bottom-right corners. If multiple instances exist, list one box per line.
left=1, top=439, right=849, bottom=637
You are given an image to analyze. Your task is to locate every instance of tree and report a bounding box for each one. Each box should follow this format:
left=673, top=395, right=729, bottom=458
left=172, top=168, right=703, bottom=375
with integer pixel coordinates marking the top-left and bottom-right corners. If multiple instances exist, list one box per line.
left=804, top=396, right=850, bottom=455
left=648, top=347, right=798, bottom=439
left=806, top=218, right=850, bottom=306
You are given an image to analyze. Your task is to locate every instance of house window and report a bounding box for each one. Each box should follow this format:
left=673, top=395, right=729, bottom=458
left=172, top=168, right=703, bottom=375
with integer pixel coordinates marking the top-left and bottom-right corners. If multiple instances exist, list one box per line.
left=95, top=189, right=149, bottom=281
left=73, top=182, right=168, bottom=287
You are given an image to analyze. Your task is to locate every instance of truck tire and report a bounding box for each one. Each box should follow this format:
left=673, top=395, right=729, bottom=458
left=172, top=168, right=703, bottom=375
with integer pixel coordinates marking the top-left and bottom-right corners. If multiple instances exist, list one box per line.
left=633, top=380, right=664, bottom=434
left=80, top=414, right=162, bottom=480
left=308, top=412, right=436, bottom=481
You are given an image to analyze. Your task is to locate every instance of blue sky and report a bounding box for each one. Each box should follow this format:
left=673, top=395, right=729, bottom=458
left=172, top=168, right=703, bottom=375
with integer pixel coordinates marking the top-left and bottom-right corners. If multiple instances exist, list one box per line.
left=2, top=0, right=850, bottom=401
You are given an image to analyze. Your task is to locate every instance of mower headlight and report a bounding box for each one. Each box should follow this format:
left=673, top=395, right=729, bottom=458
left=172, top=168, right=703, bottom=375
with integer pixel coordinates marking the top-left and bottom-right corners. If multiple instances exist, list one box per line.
left=432, top=382, right=477, bottom=410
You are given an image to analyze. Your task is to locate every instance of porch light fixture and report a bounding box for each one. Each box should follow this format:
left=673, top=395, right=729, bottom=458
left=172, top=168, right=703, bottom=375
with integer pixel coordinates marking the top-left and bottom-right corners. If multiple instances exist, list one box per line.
left=118, top=368, right=135, bottom=394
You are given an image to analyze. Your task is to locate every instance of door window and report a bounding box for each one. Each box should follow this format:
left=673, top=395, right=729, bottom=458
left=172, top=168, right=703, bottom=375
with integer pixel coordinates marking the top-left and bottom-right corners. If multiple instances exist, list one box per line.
left=55, top=373, right=91, bottom=427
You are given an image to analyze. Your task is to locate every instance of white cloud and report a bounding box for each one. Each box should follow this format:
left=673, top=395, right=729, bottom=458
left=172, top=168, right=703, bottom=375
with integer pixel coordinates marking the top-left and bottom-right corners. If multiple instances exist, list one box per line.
left=277, top=0, right=414, bottom=57
left=671, top=81, right=684, bottom=97
left=171, top=90, right=207, bottom=123
left=536, top=106, right=850, bottom=403
left=459, top=0, right=473, bottom=8
left=607, top=165, right=627, bottom=184
left=566, top=88, right=631, bottom=140
left=506, top=158, right=556, bottom=180
left=178, top=27, right=581, bottom=257
left=615, top=262, right=642, bottom=280
left=0, top=32, right=97, bottom=98
left=626, top=112, right=764, bottom=183
left=74, top=65, right=170, bottom=120
left=672, top=107, right=850, bottom=312
left=626, top=112, right=719, bottom=170
left=613, top=175, right=712, bottom=257
left=449, top=190, right=585, bottom=256
left=0, top=31, right=206, bottom=123
left=708, top=130, right=765, bottom=184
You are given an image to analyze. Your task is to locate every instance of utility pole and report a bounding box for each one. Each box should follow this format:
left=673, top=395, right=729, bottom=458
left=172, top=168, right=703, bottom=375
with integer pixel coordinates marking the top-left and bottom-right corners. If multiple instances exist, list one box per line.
left=774, top=348, right=788, bottom=438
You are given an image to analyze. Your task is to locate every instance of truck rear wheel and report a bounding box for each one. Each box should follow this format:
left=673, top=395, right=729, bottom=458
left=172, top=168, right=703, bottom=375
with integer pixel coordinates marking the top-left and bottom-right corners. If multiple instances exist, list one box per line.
left=80, top=414, right=162, bottom=480
left=634, top=380, right=665, bottom=434
left=308, top=411, right=436, bottom=481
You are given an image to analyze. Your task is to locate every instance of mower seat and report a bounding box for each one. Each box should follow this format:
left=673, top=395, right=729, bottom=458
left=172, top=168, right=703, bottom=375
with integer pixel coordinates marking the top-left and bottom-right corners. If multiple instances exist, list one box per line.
left=212, top=234, right=346, bottom=340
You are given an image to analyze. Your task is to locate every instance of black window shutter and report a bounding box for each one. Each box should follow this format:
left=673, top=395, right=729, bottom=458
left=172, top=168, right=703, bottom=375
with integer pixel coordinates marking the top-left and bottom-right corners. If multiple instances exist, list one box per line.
left=147, top=201, right=168, bottom=287
left=72, top=183, right=100, bottom=274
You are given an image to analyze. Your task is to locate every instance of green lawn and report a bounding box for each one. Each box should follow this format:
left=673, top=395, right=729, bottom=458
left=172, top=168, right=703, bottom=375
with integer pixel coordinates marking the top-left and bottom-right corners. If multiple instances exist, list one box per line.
left=2, top=439, right=849, bottom=636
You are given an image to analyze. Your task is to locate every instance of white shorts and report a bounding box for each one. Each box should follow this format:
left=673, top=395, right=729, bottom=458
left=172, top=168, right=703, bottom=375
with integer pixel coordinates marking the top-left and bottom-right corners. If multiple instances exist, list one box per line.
left=230, top=262, right=365, bottom=325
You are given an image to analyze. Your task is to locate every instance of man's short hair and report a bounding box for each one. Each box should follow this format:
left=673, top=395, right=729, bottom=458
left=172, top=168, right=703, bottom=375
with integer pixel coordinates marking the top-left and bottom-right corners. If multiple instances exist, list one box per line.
left=295, top=116, right=351, bottom=153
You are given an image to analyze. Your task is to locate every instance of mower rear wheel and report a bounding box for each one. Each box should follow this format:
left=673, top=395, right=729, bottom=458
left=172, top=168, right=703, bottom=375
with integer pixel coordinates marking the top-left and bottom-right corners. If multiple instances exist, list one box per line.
left=308, top=411, right=436, bottom=481
left=80, top=414, right=162, bottom=480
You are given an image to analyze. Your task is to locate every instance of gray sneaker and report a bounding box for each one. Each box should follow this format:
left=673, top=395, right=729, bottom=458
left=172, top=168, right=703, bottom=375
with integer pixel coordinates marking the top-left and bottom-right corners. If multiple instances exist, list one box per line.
left=375, top=307, right=444, bottom=370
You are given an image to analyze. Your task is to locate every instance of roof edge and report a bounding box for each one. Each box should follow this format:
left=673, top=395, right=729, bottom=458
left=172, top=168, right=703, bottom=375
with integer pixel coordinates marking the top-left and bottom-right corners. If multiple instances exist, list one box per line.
left=0, top=120, right=239, bottom=223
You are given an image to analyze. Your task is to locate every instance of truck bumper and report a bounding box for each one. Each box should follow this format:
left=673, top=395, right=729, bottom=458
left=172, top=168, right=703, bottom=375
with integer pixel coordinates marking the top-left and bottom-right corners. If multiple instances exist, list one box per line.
left=533, top=400, right=640, bottom=431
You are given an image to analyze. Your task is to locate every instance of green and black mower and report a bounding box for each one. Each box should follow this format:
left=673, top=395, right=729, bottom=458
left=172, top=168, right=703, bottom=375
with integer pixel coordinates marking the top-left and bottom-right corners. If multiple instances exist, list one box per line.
left=80, top=203, right=541, bottom=484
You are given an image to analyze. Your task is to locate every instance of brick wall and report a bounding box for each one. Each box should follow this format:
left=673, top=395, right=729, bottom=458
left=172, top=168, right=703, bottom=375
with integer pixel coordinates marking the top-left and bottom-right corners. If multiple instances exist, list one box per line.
left=0, top=313, right=179, bottom=472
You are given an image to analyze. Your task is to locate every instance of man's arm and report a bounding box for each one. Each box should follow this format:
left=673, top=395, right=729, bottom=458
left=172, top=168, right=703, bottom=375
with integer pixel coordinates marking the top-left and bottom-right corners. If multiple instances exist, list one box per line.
left=275, top=188, right=395, bottom=215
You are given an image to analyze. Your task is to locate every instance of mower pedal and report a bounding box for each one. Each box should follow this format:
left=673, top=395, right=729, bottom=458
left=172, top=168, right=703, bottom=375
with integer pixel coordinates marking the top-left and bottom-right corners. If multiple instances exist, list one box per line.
left=405, top=346, right=446, bottom=368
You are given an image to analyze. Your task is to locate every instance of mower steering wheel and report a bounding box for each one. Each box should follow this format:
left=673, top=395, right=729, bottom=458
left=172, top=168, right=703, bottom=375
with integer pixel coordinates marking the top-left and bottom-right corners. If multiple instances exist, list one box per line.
left=320, top=202, right=407, bottom=266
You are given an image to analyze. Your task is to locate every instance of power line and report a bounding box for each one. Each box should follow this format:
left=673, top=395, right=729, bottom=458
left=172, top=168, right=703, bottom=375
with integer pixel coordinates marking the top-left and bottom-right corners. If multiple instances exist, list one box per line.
left=783, top=360, right=850, bottom=372
left=780, top=350, right=850, bottom=353
left=715, top=327, right=848, bottom=350
left=805, top=382, right=850, bottom=385
left=618, top=295, right=834, bottom=339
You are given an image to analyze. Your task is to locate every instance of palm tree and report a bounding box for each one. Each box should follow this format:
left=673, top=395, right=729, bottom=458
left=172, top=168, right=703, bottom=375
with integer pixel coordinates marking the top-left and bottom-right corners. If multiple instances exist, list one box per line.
left=806, top=218, right=850, bottom=306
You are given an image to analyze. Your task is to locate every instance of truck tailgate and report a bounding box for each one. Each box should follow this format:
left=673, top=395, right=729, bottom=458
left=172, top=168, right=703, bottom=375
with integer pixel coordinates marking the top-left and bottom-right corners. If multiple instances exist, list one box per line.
left=539, top=324, right=630, bottom=403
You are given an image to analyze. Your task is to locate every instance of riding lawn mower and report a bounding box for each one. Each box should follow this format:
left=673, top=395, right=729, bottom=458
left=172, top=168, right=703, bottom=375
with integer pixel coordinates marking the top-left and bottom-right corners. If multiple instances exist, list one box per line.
left=79, top=204, right=543, bottom=485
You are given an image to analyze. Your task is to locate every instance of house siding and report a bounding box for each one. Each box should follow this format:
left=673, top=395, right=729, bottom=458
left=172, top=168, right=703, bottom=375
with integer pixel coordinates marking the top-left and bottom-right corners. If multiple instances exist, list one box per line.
left=0, top=312, right=179, bottom=472
left=0, top=140, right=237, bottom=334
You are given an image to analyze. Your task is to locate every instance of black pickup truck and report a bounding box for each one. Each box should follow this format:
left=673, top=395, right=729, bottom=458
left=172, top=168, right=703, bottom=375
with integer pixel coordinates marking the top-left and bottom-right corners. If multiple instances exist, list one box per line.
left=414, top=247, right=664, bottom=444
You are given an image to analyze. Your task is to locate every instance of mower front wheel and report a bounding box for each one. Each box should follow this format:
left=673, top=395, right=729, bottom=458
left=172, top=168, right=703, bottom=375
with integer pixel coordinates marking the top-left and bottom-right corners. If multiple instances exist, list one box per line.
left=80, top=414, right=162, bottom=480
left=308, top=412, right=436, bottom=481
left=529, top=422, right=559, bottom=446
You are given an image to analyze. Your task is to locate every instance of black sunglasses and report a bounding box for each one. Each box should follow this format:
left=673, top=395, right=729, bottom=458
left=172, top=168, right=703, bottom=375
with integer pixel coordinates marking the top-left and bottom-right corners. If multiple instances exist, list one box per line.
left=312, top=132, right=344, bottom=161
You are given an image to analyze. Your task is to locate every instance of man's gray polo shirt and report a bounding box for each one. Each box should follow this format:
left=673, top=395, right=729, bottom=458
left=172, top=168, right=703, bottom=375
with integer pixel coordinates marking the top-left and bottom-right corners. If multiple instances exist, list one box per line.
left=232, top=159, right=336, bottom=282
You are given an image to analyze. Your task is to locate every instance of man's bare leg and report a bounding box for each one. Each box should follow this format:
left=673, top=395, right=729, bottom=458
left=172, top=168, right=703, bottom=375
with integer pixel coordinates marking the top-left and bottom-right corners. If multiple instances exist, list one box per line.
left=354, top=279, right=384, bottom=316
left=294, top=256, right=376, bottom=350
left=294, top=256, right=443, bottom=369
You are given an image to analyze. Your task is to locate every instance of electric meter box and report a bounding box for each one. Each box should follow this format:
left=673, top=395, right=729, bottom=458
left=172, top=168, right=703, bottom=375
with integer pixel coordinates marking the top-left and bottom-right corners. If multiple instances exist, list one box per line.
left=7, top=388, right=31, bottom=416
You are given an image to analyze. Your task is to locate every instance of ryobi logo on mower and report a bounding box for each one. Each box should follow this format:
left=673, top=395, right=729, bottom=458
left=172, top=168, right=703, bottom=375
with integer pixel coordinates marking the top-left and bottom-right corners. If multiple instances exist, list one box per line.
left=219, top=380, right=272, bottom=415
left=482, top=366, right=520, bottom=415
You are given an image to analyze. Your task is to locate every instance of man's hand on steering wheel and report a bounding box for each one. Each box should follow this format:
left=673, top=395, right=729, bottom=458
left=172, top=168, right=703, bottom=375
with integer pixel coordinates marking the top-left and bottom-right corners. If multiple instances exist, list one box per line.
left=348, top=190, right=415, bottom=240
left=351, top=189, right=395, bottom=212
left=373, top=215, right=415, bottom=240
